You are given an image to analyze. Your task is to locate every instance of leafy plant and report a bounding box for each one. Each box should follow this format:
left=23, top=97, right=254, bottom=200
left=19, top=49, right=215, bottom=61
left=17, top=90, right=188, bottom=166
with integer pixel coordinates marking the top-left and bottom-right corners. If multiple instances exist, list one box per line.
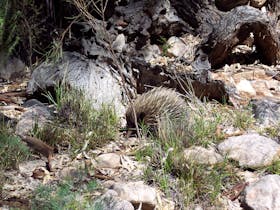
left=158, top=36, right=171, bottom=56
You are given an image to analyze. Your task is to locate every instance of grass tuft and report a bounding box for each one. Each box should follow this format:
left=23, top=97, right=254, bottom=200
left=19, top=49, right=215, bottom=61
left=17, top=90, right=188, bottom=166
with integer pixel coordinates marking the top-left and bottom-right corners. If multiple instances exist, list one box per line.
left=31, top=170, right=100, bottom=210
left=39, top=84, right=119, bottom=151
left=0, top=131, right=30, bottom=170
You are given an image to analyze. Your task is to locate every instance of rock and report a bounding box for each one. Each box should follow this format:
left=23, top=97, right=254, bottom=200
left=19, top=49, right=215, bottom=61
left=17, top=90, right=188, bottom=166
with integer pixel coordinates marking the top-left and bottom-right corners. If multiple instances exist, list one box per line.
left=95, top=153, right=121, bottom=169
left=18, top=160, right=46, bottom=177
left=15, top=105, right=52, bottom=136
left=251, top=98, right=280, bottom=126
left=23, top=99, right=45, bottom=108
left=236, top=79, right=256, bottom=96
left=167, top=36, right=187, bottom=57
left=93, top=190, right=134, bottom=210
left=0, top=55, right=25, bottom=81
left=218, top=133, right=280, bottom=168
left=183, top=146, right=223, bottom=165
left=241, top=174, right=280, bottom=209
left=140, top=44, right=161, bottom=62
left=112, top=34, right=126, bottom=53
left=27, top=51, right=127, bottom=118
left=250, top=0, right=267, bottom=8
left=167, top=35, right=200, bottom=63
left=111, top=181, right=157, bottom=210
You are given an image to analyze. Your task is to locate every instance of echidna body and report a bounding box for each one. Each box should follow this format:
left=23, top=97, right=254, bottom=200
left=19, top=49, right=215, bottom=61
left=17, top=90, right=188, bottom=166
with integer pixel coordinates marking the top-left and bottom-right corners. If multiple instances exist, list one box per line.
left=126, top=87, right=188, bottom=130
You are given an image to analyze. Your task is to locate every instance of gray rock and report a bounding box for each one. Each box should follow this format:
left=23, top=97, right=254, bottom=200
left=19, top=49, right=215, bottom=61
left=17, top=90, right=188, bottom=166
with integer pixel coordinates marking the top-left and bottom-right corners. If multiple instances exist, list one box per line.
left=111, top=181, right=157, bottom=210
left=0, top=55, right=25, bottom=81
left=93, top=190, right=134, bottom=210
left=167, top=36, right=187, bottom=57
left=112, top=34, right=126, bottom=53
left=27, top=51, right=126, bottom=118
left=18, top=160, right=46, bottom=177
left=140, top=44, right=161, bottom=62
left=183, top=146, right=223, bottom=165
left=23, top=99, right=45, bottom=108
left=95, top=153, right=121, bottom=169
left=241, top=174, right=280, bottom=210
left=251, top=98, right=280, bottom=126
left=15, top=105, right=52, bottom=136
left=167, top=35, right=200, bottom=63
left=218, top=133, right=280, bottom=168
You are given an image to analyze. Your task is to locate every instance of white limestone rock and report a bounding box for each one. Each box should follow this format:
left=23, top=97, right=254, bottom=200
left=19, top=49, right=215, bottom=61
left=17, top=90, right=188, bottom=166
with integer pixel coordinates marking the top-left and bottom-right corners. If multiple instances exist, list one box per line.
left=218, top=133, right=280, bottom=168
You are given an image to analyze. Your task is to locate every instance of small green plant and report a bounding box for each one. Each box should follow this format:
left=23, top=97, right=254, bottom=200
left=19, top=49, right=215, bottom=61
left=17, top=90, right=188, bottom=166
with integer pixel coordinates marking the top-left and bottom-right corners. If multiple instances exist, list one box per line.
left=158, top=36, right=171, bottom=56
left=232, top=107, right=255, bottom=130
left=261, top=160, right=280, bottom=175
left=0, top=132, right=30, bottom=170
left=135, top=145, right=154, bottom=162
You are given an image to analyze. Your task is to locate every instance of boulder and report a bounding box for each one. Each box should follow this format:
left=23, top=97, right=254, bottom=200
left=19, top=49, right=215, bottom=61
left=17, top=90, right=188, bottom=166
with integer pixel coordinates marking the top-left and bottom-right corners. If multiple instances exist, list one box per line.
left=27, top=52, right=127, bottom=118
left=110, top=181, right=157, bottom=210
left=218, top=133, right=280, bottom=168
left=183, top=146, right=223, bottom=165
left=93, top=190, right=134, bottom=210
left=15, top=105, right=52, bottom=136
left=95, top=153, right=121, bottom=169
left=241, top=174, right=280, bottom=209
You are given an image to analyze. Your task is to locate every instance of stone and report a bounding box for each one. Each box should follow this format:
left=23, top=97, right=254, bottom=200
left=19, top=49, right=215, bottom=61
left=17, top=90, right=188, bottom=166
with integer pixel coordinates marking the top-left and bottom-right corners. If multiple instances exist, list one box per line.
left=23, top=99, right=45, bottom=108
left=236, top=79, right=256, bottom=96
left=167, top=36, right=187, bottom=58
left=112, top=34, right=126, bottom=53
left=251, top=98, right=280, bottom=126
left=27, top=51, right=127, bottom=118
left=183, top=146, right=223, bottom=165
left=95, top=153, right=121, bottom=169
left=111, top=181, right=157, bottom=210
left=167, top=34, right=201, bottom=63
left=241, top=174, right=280, bottom=209
left=218, top=133, right=280, bottom=168
left=15, top=105, right=52, bottom=136
left=18, top=159, right=46, bottom=177
left=140, top=44, right=161, bottom=62
left=0, top=55, right=25, bottom=81
left=93, top=190, right=134, bottom=210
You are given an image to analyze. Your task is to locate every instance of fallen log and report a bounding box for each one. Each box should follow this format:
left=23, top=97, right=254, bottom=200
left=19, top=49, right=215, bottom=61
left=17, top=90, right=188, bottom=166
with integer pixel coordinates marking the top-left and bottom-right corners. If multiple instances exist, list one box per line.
left=200, top=6, right=280, bottom=69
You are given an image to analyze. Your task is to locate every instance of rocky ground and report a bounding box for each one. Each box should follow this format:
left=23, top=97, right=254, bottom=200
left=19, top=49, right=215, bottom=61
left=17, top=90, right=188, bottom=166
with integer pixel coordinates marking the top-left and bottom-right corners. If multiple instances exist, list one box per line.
left=1, top=56, right=280, bottom=209
left=1, top=0, right=280, bottom=209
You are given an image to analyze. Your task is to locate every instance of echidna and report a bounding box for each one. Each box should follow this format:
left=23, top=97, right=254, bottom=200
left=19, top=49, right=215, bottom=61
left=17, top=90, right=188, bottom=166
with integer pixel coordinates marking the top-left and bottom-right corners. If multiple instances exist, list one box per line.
left=126, top=87, right=188, bottom=132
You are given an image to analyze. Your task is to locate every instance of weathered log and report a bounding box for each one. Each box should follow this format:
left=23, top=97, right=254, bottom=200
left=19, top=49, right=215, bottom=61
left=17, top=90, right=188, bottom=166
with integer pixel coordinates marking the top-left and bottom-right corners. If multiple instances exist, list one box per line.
left=200, top=6, right=280, bottom=68
left=170, top=1, right=280, bottom=68
left=131, top=58, right=228, bottom=102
